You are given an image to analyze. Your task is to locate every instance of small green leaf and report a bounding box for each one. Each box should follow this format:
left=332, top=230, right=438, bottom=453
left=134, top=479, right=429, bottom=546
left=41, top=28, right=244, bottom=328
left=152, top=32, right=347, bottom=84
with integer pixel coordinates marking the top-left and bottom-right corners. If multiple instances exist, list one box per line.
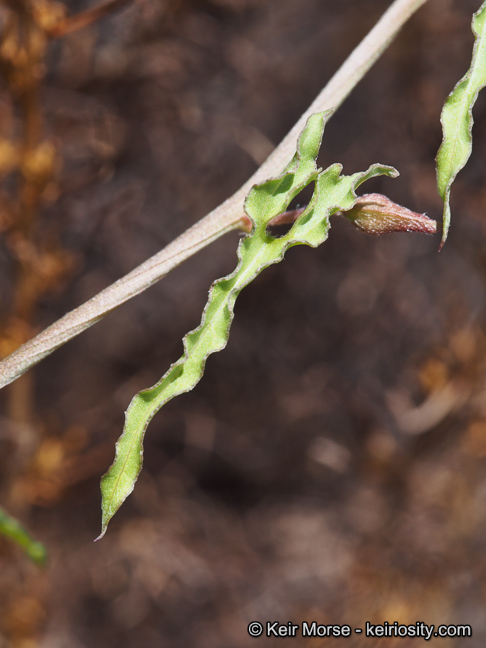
left=436, top=0, right=486, bottom=247
left=0, top=506, right=47, bottom=566
left=98, top=111, right=397, bottom=538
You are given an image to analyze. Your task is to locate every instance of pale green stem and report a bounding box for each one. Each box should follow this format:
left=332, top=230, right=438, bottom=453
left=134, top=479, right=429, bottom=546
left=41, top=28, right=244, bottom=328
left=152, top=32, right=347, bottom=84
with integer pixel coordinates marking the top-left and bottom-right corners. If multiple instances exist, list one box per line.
left=0, top=0, right=429, bottom=390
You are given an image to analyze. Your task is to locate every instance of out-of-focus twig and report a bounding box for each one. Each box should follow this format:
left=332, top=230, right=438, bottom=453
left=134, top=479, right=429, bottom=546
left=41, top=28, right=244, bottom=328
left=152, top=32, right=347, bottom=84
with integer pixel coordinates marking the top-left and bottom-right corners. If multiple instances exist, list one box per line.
left=0, top=2, right=55, bottom=424
left=46, top=0, right=133, bottom=39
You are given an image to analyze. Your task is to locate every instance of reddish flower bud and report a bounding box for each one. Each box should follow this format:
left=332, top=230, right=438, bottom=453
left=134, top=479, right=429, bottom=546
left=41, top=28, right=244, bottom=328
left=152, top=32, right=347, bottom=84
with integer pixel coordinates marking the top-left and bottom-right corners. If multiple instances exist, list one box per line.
left=344, top=194, right=437, bottom=236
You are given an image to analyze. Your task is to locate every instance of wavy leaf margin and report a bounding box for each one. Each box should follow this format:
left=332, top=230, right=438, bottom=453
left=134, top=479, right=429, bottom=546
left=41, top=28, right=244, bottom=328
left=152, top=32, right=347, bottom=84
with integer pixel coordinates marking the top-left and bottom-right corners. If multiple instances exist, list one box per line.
left=97, top=111, right=397, bottom=538
left=436, top=0, right=486, bottom=248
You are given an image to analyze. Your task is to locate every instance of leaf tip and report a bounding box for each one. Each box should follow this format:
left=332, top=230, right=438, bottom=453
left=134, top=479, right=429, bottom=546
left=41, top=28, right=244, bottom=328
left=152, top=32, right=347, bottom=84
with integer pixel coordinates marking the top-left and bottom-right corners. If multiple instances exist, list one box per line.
left=96, top=495, right=112, bottom=541
left=439, top=202, right=450, bottom=251
left=96, top=496, right=116, bottom=540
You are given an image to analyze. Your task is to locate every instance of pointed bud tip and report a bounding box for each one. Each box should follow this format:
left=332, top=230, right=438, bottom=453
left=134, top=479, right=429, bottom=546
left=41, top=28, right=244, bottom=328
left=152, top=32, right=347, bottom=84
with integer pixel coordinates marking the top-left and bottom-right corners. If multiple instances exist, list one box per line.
left=344, top=194, right=437, bottom=237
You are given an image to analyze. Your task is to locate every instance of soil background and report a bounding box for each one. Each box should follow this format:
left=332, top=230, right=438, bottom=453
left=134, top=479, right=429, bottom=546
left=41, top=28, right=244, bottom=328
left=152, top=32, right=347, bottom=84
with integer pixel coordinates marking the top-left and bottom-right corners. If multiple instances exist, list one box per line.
left=2, top=0, right=486, bottom=646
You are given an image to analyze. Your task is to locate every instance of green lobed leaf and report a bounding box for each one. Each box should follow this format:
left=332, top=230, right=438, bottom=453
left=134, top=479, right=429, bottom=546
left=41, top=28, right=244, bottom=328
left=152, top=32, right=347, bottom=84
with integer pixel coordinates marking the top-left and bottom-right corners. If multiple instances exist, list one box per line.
left=0, top=506, right=47, bottom=566
left=436, top=0, right=486, bottom=248
left=98, top=111, right=397, bottom=539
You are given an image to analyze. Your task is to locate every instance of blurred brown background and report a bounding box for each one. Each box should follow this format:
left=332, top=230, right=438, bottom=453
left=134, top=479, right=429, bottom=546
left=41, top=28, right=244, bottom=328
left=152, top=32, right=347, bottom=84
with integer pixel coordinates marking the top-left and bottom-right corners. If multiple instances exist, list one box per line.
left=2, top=0, right=486, bottom=646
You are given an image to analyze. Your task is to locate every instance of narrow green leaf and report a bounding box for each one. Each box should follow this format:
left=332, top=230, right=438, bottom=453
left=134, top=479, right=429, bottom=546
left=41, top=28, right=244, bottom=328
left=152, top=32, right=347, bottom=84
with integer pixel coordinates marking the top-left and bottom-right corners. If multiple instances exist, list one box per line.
left=436, top=0, right=486, bottom=247
left=0, top=506, right=47, bottom=566
left=98, top=111, right=397, bottom=538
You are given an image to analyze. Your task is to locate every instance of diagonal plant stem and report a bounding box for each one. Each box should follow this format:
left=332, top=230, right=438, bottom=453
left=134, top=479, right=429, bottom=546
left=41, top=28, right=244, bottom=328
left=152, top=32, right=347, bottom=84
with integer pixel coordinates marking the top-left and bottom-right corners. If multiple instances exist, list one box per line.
left=46, top=0, right=133, bottom=39
left=0, top=0, right=429, bottom=390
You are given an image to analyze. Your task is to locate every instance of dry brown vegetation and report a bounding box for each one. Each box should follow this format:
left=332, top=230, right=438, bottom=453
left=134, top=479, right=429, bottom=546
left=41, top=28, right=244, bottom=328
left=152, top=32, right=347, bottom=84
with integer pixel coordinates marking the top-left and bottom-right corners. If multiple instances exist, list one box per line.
left=1, top=0, right=486, bottom=646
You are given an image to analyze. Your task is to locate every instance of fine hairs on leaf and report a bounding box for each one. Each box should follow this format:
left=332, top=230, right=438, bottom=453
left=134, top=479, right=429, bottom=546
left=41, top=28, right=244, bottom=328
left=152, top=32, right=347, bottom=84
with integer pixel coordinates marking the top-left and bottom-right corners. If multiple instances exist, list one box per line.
left=0, top=0, right=433, bottom=559
left=98, top=111, right=398, bottom=539
left=0, top=0, right=429, bottom=393
left=436, top=0, right=486, bottom=247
